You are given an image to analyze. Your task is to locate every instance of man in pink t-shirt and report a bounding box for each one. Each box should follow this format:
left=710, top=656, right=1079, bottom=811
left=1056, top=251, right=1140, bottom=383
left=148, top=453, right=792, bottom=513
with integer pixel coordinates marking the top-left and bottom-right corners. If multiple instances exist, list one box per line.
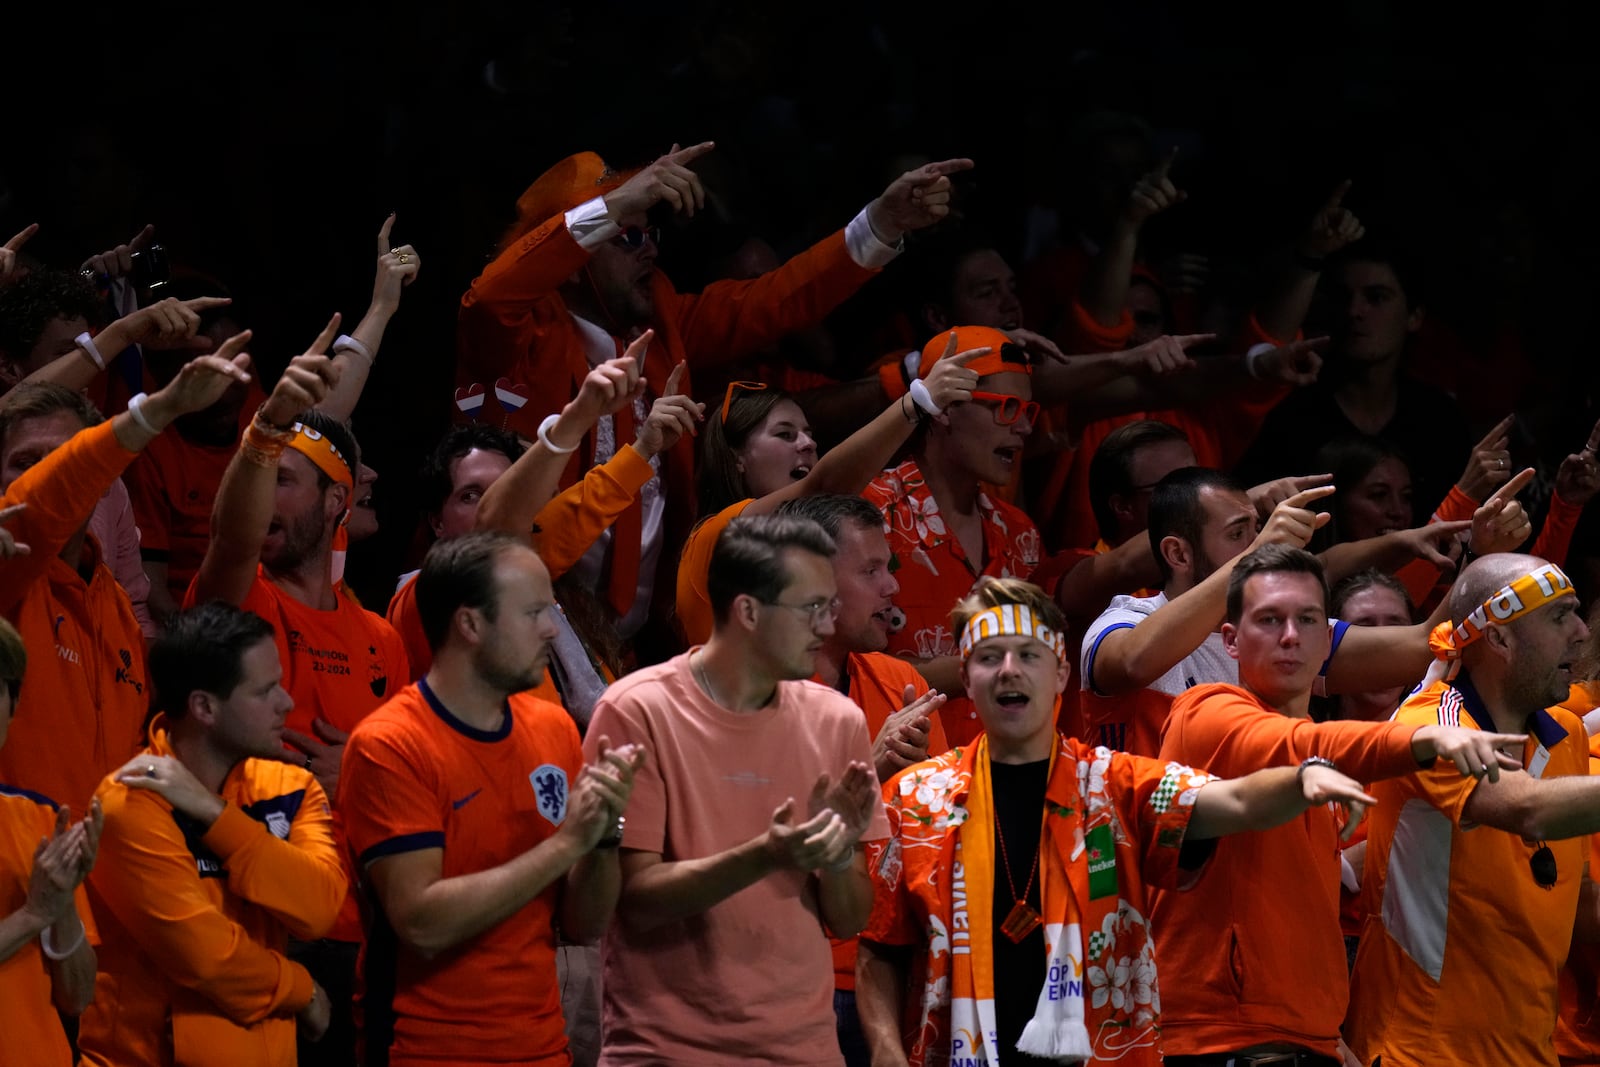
left=586, top=514, right=890, bottom=1065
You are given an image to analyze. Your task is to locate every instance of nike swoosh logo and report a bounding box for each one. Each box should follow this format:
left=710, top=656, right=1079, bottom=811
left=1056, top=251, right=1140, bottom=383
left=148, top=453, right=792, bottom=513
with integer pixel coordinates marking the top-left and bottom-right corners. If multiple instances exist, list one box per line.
left=452, top=789, right=482, bottom=810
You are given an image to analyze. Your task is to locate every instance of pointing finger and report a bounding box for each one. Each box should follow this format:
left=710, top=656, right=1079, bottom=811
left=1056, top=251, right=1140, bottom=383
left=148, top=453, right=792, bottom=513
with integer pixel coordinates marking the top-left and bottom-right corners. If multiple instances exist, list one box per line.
left=307, top=313, right=342, bottom=355
left=1324, top=179, right=1353, bottom=213
left=1283, top=485, right=1337, bottom=508
left=1171, top=333, right=1218, bottom=349
left=951, top=345, right=993, bottom=367
left=1486, top=467, right=1536, bottom=506
left=377, top=212, right=395, bottom=254
left=663, top=359, right=686, bottom=397
left=1584, top=417, right=1600, bottom=456
left=128, top=223, right=156, bottom=251
left=4, top=223, right=38, bottom=252
left=0, top=503, right=25, bottom=524
left=1155, top=146, right=1179, bottom=178
left=921, top=158, right=975, bottom=178
left=668, top=141, right=716, bottom=165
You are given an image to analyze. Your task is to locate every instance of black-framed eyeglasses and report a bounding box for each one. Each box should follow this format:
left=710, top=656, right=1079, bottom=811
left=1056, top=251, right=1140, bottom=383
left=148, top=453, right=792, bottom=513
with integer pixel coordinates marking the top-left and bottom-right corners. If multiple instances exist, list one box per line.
left=613, top=225, right=661, bottom=250
left=760, top=597, right=841, bottom=626
left=1531, top=841, right=1557, bottom=889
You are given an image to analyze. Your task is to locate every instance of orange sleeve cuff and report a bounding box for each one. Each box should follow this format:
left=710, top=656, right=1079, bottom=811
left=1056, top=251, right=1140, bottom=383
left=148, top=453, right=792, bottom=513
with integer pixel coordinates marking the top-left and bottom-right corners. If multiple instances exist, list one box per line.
left=284, top=960, right=315, bottom=1012
left=1242, top=312, right=1302, bottom=350
left=1432, top=485, right=1479, bottom=524
left=878, top=360, right=908, bottom=401
left=1068, top=301, right=1134, bottom=353
left=610, top=444, right=657, bottom=491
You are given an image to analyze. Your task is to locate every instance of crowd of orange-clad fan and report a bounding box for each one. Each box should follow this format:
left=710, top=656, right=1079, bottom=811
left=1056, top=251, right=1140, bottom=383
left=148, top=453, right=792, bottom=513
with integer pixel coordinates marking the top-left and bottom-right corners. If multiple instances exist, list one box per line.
left=3, top=125, right=1600, bottom=1067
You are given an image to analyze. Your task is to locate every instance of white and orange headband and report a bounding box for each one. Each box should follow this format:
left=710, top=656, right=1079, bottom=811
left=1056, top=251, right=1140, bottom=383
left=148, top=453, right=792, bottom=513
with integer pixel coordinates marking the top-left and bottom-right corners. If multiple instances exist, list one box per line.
left=1425, top=562, right=1574, bottom=684
left=958, top=603, right=1067, bottom=663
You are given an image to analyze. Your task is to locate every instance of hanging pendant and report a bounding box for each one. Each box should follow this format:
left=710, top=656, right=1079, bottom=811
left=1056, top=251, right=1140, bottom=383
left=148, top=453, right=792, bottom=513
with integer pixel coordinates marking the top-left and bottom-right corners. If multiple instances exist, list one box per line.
left=1000, top=900, right=1043, bottom=943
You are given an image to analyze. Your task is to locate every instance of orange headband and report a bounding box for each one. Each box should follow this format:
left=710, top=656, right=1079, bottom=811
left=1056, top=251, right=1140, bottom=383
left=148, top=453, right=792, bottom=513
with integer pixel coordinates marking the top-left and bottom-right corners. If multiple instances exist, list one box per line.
left=1425, top=563, right=1575, bottom=683
left=287, top=423, right=354, bottom=492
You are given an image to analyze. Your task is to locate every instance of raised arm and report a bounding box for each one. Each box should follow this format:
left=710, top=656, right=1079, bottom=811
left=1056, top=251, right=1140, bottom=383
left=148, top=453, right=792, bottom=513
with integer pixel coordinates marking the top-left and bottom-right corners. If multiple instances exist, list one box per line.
left=11, top=295, right=231, bottom=400
left=1187, top=762, right=1377, bottom=841
left=1253, top=180, right=1365, bottom=342
left=1087, top=486, right=1332, bottom=696
left=317, top=215, right=420, bottom=422
left=475, top=330, right=658, bottom=536
left=191, top=318, right=341, bottom=607
left=1079, top=149, right=1184, bottom=332
left=744, top=334, right=982, bottom=517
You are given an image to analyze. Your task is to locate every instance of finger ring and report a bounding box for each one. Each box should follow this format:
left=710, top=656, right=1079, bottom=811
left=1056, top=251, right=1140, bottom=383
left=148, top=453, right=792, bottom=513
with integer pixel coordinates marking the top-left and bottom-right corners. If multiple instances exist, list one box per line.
left=145, top=763, right=157, bottom=778
left=305, top=754, right=314, bottom=771
left=389, top=247, right=401, bottom=255
left=396, top=254, right=409, bottom=264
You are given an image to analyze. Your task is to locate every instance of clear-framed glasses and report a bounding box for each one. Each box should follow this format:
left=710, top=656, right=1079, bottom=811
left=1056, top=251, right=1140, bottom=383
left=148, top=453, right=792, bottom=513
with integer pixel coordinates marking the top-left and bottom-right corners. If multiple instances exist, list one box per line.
left=761, top=596, right=841, bottom=626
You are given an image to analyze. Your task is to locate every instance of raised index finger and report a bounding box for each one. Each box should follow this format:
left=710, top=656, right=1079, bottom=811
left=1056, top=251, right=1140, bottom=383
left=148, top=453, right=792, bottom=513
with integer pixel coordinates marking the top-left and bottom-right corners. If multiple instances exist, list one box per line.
left=951, top=345, right=993, bottom=367
left=920, top=158, right=975, bottom=178
left=181, top=296, right=232, bottom=314
left=1283, top=484, right=1337, bottom=508
left=1155, top=146, right=1179, bottom=178
left=0, top=503, right=25, bottom=525
left=1584, top=417, right=1600, bottom=455
left=4, top=223, right=38, bottom=252
left=1323, top=179, right=1353, bottom=213
left=663, top=360, right=686, bottom=397
left=306, top=312, right=341, bottom=354
left=1486, top=466, right=1535, bottom=505
left=667, top=141, right=715, bottom=165
left=1474, top=414, right=1515, bottom=450
left=377, top=212, right=395, bottom=254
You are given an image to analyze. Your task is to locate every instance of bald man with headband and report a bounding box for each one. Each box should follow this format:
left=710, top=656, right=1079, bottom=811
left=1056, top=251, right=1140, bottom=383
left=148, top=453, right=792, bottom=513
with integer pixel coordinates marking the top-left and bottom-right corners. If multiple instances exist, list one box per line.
left=189, top=316, right=410, bottom=1066
left=1346, top=553, right=1600, bottom=1067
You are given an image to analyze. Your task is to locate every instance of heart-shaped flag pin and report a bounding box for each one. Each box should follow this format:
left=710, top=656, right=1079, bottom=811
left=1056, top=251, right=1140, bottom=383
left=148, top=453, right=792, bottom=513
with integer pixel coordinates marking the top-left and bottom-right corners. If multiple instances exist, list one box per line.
left=494, top=378, right=532, bottom=412
left=455, top=383, right=486, bottom=419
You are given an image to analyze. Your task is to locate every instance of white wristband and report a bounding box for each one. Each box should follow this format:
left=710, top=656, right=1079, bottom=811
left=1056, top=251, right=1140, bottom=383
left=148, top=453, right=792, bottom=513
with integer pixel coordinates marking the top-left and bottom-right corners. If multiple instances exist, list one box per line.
left=332, top=334, right=373, bottom=363
left=537, top=414, right=579, bottom=455
left=75, top=331, right=106, bottom=370
left=126, top=392, right=160, bottom=435
left=40, top=920, right=86, bottom=960
left=908, top=378, right=941, bottom=416
left=1244, top=342, right=1275, bottom=381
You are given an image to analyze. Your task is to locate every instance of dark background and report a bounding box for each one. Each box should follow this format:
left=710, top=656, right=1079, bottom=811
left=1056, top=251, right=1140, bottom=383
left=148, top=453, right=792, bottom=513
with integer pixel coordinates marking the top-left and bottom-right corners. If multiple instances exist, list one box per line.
left=8, top=1, right=1597, bottom=607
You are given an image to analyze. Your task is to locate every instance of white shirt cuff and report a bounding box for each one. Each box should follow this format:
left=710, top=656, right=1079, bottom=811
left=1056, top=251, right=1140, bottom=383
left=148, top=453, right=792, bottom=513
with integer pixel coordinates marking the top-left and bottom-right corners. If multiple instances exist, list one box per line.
left=845, top=207, right=902, bottom=270
left=566, top=196, right=620, bottom=251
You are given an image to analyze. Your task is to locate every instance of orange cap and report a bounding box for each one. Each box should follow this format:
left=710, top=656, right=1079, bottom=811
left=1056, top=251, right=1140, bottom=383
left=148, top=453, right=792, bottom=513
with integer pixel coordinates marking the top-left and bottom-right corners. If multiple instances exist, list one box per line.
left=917, top=325, right=1030, bottom=380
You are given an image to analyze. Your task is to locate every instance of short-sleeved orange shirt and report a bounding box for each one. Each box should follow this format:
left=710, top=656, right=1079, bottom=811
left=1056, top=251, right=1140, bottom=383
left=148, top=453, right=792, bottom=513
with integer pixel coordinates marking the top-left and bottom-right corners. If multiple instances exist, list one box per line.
left=864, top=459, right=1040, bottom=747
left=341, top=681, right=582, bottom=1065
left=1346, top=675, right=1588, bottom=1067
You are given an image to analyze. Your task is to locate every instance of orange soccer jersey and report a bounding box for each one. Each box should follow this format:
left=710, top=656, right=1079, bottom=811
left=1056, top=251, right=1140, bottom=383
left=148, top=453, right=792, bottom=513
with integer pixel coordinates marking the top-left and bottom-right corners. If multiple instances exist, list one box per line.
left=340, top=681, right=583, bottom=1066
left=0, top=784, right=97, bottom=1067
left=1346, top=676, right=1588, bottom=1067
left=0, top=419, right=148, bottom=812
left=78, top=724, right=344, bottom=1067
